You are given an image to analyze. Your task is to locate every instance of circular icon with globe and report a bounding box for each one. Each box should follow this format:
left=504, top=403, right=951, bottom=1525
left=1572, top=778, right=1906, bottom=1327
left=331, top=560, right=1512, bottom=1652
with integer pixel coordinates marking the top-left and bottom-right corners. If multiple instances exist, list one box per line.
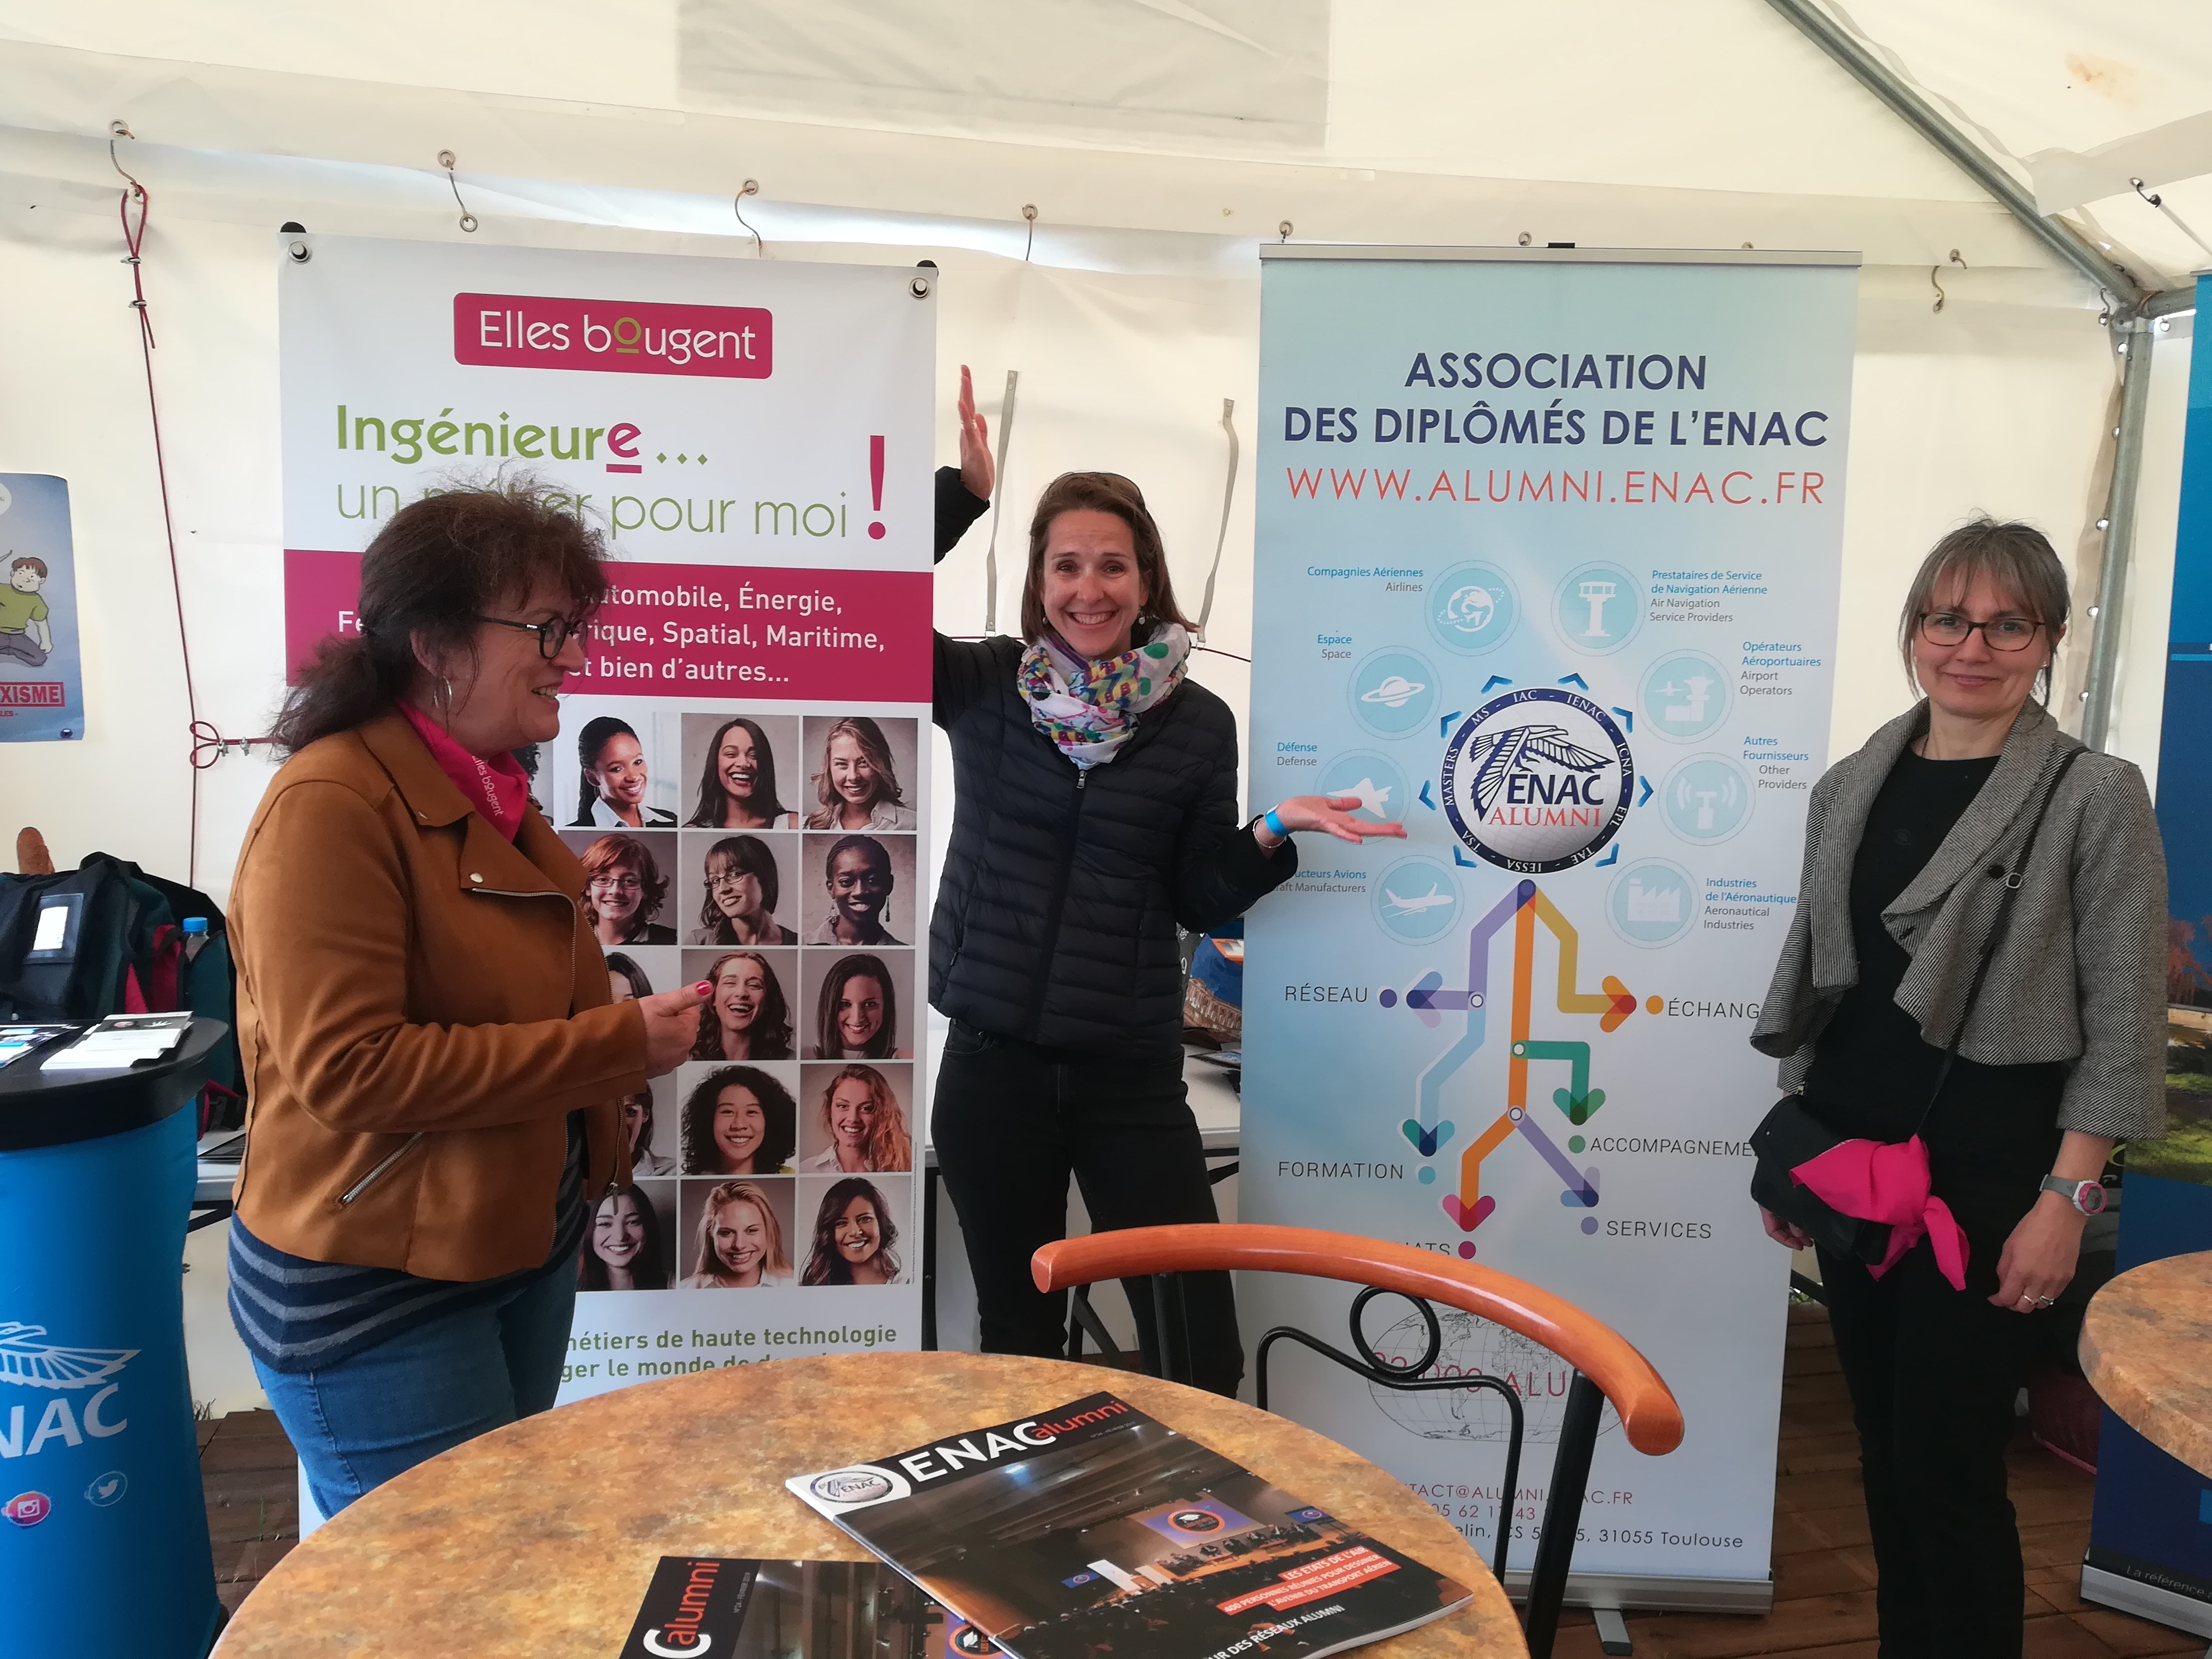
left=1371, top=855, right=1461, bottom=943
left=1425, top=561, right=1519, bottom=656
left=1550, top=561, right=1644, bottom=656
left=1638, top=651, right=1730, bottom=742
left=1364, top=1310, right=1621, bottom=1445
left=1659, top=754, right=1753, bottom=844
left=1348, top=647, right=1437, bottom=738
left=1320, top=751, right=1409, bottom=826
left=1607, top=857, right=1697, bottom=947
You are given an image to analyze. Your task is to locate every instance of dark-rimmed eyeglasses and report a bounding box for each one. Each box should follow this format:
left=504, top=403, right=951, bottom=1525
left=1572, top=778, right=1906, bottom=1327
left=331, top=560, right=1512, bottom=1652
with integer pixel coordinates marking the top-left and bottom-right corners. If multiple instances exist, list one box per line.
left=478, top=613, right=593, bottom=658
left=1917, top=611, right=2043, bottom=652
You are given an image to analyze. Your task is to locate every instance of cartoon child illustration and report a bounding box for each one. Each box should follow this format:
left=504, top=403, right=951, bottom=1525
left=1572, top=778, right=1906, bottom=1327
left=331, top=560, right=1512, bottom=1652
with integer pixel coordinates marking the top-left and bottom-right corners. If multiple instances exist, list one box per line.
left=0, top=557, right=51, bottom=668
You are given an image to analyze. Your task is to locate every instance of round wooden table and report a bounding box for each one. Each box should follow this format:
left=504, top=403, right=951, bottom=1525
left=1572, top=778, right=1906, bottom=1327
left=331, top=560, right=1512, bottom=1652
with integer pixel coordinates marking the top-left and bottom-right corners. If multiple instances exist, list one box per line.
left=2080, top=1249, right=2212, bottom=1478
left=214, top=1352, right=1525, bottom=1657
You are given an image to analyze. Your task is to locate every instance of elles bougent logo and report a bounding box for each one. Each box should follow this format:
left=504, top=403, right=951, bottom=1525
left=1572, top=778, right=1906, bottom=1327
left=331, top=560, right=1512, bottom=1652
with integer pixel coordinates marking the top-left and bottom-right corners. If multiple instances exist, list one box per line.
left=1442, top=688, right=1634, bottom=874
left=453, top=293, right=773, bottom=381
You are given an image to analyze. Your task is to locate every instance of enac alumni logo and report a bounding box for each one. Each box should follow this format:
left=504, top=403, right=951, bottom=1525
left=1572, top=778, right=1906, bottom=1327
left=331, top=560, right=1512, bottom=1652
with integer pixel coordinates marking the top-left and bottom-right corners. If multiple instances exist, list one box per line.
left=1442, top=688, right=1633, bottom=873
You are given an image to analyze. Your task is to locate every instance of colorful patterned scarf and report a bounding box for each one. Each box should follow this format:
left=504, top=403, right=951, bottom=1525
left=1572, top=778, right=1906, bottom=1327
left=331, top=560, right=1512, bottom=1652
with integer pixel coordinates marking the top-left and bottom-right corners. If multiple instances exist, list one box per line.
left=1018, top=623, right=1192, bottom=768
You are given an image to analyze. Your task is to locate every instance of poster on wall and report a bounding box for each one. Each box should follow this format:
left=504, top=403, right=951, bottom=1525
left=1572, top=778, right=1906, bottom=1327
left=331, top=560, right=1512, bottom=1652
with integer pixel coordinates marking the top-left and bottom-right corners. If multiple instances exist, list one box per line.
left=2083, top=273, right=2212, bottom=1636
left=0, top=473, right=84, bottom=741
left=1242, top=246, right=1857, bottom=1604
left=279, top=235, right=934, bottom=1403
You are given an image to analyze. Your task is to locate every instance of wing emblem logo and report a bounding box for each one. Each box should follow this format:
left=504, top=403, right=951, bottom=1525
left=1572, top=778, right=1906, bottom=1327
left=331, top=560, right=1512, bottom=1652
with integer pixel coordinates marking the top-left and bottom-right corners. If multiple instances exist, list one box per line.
left=0, top=1323, right=138, bottom=1391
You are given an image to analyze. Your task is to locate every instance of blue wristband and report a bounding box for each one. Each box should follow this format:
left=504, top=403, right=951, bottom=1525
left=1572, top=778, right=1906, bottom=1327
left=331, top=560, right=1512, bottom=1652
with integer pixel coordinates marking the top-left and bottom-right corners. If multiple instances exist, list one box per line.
left=1263, top=807, right=1288, bottom=838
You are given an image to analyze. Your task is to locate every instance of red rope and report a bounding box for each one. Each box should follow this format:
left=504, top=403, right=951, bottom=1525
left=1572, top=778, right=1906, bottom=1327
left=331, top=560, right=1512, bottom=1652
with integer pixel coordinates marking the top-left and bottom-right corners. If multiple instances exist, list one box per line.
left=115, top=151, right=206, bottom=884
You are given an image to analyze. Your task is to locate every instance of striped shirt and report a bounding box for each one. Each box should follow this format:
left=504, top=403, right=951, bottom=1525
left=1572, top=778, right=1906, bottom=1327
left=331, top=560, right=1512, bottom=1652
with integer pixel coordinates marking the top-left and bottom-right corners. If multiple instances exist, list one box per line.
left=229, top=1114, right=587, bottom=1374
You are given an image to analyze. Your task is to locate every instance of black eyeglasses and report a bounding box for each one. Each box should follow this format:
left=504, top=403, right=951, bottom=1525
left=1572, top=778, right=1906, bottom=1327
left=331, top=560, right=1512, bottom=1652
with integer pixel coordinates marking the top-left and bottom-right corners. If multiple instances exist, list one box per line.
left=1918, top=611, right=2043, bottom=652
left=478, top=613, right=592, bottom=658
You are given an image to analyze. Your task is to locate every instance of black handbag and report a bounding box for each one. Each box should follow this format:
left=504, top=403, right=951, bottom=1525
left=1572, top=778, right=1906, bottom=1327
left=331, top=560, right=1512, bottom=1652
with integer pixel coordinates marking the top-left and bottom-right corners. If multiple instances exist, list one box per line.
left=1749, top=746, right=2082, bottom=1262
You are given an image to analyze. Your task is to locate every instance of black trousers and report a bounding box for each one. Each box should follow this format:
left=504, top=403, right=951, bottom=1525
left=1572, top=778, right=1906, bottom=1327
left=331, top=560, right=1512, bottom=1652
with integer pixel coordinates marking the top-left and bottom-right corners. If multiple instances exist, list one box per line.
left=1819, top=1222, right=2050, bottom=1659
left=932, top=1021, right=1243, bottom=1396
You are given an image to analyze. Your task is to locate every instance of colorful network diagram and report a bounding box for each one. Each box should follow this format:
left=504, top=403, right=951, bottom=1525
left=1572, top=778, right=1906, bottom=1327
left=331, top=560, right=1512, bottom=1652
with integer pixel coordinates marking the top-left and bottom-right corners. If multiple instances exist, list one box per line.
left=1379, top=880, right=1637, bottom=1255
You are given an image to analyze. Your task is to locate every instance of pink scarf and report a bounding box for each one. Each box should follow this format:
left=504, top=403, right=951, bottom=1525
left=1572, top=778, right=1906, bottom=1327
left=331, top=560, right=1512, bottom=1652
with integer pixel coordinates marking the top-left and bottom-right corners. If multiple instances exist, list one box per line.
left=399, top=702, right=530, bottom=841
left=1791, top=1133, right=1970, bottom=1289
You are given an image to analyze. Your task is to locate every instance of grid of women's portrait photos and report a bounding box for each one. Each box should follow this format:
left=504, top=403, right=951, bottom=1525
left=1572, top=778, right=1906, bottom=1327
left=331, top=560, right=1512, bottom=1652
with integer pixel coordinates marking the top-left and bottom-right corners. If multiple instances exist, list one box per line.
left=555, top=700, right=923, bottom=1297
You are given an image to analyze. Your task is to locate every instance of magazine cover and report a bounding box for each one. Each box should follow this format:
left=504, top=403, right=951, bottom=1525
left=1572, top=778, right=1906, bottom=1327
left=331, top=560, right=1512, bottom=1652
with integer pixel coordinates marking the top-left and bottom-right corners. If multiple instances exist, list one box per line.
left=617, top=1556, right=940, bottom=1658
left=787, top=1392, right=1473, bottom=1659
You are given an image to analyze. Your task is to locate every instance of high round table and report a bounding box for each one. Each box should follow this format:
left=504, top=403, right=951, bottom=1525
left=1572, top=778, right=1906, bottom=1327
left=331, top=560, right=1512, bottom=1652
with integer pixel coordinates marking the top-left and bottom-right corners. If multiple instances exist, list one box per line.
left=2080, top=1249, right=2212, bottom=1478
left=213, top=1351, right=1524, bottom=1657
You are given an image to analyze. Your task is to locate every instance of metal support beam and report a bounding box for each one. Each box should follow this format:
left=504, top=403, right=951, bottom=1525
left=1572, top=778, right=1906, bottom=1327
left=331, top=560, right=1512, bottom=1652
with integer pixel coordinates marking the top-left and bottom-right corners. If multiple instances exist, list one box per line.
left=1760, top=0, right=2147, bottom=311
left=2081, top=319, right=2157, bottom=751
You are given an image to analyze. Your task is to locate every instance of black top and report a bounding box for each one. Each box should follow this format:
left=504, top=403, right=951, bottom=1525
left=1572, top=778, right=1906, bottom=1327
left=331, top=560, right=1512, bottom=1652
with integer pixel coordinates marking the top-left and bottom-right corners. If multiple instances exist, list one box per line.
left=925, top=468, right=1295, bottom=1054
left=1803, top=749, right=2064, bottom=1215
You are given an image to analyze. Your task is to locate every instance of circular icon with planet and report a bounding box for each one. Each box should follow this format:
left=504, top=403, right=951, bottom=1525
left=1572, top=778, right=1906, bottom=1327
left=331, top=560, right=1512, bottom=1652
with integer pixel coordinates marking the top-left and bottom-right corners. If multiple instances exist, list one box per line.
left=1638, top=651, right=1731, bottom=743
left=1320, top=751, right=1410, bottom=825
left=1348, top=647, right=1437, bottom=738
left=1550, top=561, right=1644, bottom=656
left=1371, top=855, right=1461, bottom=942
left=1658, top=754, right=1754, bottom=844
left=1606, top=857, right=1699, bottom=947
left=1425, top=561, right=1520, bottom=656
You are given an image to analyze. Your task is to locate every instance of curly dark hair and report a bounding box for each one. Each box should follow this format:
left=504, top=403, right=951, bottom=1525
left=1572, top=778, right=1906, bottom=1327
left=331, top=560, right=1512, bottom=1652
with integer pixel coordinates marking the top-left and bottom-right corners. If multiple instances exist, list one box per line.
left=690, top=950, right=793, bottom=1060
left=681, top=1065, right=795, bottom=1175
left=269, top=479, right=609, bottom=755
left=801, top=1176, right=901, bottom=1286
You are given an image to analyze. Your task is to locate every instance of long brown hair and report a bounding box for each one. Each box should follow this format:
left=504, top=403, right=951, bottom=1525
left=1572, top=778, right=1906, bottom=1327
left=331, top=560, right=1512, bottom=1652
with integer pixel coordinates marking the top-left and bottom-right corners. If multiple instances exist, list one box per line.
left=269, top=481, right=608, bottom=755
left=1020, top=472, right=1192, bottom=643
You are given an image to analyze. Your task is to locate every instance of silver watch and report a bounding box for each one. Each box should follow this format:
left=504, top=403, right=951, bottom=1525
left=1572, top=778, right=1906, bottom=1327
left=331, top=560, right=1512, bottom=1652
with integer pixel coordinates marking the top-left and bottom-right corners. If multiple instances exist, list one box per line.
left=2039, top=1175, right=2107, bottom=1216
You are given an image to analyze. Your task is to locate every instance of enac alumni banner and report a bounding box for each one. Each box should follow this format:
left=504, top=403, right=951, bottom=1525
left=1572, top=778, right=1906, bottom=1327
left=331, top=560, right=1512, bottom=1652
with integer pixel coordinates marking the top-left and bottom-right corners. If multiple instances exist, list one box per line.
left=281, top=236, right=933, bottom=1403
left=1243, top=247, right=1856, bottom=1604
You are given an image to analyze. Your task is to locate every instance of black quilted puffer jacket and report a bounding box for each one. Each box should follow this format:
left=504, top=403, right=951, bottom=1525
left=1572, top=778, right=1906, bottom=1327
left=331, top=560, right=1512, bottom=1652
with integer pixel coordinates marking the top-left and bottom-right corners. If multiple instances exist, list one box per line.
left=929, top=633, right=1298, bottom=1055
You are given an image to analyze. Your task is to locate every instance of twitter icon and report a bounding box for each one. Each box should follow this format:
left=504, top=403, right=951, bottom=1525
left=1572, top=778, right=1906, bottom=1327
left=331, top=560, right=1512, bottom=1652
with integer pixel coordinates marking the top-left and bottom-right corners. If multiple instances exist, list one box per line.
left=84, top=1472, right=127, bottom=1508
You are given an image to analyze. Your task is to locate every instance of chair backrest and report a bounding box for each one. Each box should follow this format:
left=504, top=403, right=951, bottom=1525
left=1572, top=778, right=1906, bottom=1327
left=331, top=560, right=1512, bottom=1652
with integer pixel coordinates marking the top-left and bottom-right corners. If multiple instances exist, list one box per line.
left=1032, top=1222, right=1684, bottom=1455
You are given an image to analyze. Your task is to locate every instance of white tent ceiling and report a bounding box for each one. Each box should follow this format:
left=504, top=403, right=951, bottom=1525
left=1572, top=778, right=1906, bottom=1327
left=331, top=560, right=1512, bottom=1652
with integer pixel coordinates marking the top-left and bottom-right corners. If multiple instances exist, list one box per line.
left=1, top=0, right=2207, bottom=287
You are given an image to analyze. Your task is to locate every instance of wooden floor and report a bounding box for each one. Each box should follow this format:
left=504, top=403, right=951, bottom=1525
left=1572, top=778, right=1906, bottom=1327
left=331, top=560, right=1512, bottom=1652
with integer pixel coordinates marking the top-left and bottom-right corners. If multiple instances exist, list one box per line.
left=202, top=1305, right=2204, bottom=1654
left=1551, top=1301, right=2203, bottom=1658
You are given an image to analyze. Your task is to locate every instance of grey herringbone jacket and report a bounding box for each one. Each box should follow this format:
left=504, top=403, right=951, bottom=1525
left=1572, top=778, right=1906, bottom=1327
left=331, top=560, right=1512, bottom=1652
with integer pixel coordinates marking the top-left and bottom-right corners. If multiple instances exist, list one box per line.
left=1752, top=700, right=2166, bottom=1141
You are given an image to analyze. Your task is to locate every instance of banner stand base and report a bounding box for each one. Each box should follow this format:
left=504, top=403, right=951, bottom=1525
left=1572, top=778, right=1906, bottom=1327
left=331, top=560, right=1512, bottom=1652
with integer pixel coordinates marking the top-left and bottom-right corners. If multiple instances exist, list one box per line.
left=2081, top=1560, right=2212, bottom=1642
left=1497, top=1569, right=1773, bottom=1616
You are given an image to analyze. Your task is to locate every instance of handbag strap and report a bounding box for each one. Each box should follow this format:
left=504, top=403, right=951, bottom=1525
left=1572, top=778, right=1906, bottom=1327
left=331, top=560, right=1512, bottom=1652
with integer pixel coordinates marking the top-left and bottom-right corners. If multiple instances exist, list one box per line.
left=1909, top=743, right=2085, bottom=1137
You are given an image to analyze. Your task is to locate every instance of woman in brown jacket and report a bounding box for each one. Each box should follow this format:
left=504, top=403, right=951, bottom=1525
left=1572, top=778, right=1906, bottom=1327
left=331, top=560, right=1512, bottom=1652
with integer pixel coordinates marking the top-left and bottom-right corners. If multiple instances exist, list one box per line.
left=226, top=484, right=702, bottom=1518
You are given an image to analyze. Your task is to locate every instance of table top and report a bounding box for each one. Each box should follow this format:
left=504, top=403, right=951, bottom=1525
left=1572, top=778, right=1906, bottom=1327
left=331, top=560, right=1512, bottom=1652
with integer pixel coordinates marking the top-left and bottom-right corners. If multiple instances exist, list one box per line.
left=216, top=1352, right=1523, bottom=1658
left=0, top=1017, right=224, bottom=1152
left=2080, top=1249, right=2212, bottom=1479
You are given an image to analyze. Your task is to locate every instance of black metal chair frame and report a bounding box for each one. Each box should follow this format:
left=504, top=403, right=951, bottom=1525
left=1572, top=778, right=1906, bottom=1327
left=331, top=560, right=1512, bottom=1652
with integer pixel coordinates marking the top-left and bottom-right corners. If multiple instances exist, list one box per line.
left=1073, top=1267, right=1609, bottom=1659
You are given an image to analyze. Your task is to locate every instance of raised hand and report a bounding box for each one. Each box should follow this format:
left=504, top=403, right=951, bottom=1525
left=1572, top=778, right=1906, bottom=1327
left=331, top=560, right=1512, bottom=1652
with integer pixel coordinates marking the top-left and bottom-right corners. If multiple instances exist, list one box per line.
left=957, top=364, right=994, bottom=503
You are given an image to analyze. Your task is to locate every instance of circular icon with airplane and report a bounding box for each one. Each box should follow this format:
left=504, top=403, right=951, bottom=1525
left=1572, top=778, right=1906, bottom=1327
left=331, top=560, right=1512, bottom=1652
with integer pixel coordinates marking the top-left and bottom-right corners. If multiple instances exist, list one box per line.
left=1425, top=561, right=1520, bottom=656
left=1348, top=647, right=1438, bottom=738
left=1371, top=856, right=1462, bottom=943
left=1638, top=651, right=1731, bottom=742
left=1607, top=858, right=1699, bottom=947
left=1319, top=751, right=1409, bottom=826
left=1658, top=755, right=1753, bottom=844
left=1550, top=561, right=1644, bottom=656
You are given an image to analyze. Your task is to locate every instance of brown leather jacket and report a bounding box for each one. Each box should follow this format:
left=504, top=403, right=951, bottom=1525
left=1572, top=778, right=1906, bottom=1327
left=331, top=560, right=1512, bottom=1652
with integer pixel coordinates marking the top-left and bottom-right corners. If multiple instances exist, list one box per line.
left=229, top=711, right=646, bottom=1280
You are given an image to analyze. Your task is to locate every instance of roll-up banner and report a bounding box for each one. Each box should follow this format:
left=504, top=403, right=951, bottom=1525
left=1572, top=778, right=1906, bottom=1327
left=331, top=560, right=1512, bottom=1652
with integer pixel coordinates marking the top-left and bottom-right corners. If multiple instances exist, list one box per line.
left=2083, top=273, right=2212, bottom=1637
left=1243, top=246, right=1857, bottom=1609
left=279, top=237, right=933, bottom=1406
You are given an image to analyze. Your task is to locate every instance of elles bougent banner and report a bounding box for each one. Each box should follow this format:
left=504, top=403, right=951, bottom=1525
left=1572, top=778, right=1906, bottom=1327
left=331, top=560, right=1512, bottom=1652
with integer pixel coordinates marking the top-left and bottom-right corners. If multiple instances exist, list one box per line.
left=281, top=236, right=934, bottom=1400
left=1243, top=248, right=1857, bottom=1602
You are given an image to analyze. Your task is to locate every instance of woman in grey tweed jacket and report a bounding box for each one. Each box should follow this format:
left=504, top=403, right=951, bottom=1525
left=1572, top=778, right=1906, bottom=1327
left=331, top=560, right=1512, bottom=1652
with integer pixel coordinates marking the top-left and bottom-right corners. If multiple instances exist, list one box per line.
left=1750, top=519, right=2165, bottom=1659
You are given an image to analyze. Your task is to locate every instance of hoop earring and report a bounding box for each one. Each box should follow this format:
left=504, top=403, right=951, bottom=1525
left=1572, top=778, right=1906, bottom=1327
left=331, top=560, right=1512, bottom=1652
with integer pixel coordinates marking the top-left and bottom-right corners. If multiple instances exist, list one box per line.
left=435, top=676, right=455, bottom=721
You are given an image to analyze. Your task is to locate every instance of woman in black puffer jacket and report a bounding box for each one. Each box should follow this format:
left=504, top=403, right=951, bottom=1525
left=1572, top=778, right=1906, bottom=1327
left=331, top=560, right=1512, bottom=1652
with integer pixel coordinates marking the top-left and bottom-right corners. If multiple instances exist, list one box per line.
left=929, top=370, right=1402, bottom=1394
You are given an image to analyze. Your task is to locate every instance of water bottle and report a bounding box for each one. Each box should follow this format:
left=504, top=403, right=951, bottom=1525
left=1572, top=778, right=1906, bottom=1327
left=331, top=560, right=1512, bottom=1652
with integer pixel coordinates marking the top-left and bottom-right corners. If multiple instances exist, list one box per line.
left=180, top=915, right=208, bottom=963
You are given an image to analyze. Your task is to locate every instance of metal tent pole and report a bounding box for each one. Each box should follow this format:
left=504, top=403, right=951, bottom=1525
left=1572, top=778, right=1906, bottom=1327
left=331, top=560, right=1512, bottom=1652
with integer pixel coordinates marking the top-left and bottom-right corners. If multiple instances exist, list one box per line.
left=1759, top=0, right=2145, bottom=309
left=2081, top=319, right=2156, bottom=751
left=1759, top=0, right=2194, bottom=751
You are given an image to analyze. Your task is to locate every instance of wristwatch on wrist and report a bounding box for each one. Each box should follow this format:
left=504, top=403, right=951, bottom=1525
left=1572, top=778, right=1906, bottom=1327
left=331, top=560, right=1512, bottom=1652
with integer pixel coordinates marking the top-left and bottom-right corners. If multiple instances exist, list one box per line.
left=2039, top=1175, right=2107, bottom=1216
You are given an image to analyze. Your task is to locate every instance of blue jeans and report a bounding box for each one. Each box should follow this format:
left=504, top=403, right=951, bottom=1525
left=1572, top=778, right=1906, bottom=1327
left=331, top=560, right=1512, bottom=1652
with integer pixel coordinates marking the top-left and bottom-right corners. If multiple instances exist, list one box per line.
left=253, top=1262, right=576, bottom=1519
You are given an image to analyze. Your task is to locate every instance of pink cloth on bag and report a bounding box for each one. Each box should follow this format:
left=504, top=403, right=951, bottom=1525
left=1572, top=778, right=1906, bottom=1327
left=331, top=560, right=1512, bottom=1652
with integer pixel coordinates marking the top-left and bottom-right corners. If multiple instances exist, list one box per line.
left=1790, top=1133, right=1970, bottom=1290
left=398, top=701, right=530, bottom=841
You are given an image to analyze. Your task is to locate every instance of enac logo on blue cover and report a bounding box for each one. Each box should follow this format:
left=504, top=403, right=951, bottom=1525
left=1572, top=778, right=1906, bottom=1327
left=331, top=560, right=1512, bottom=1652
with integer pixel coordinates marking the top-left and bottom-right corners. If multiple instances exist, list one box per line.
left=1441, top=688, right=1633, bottom=874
